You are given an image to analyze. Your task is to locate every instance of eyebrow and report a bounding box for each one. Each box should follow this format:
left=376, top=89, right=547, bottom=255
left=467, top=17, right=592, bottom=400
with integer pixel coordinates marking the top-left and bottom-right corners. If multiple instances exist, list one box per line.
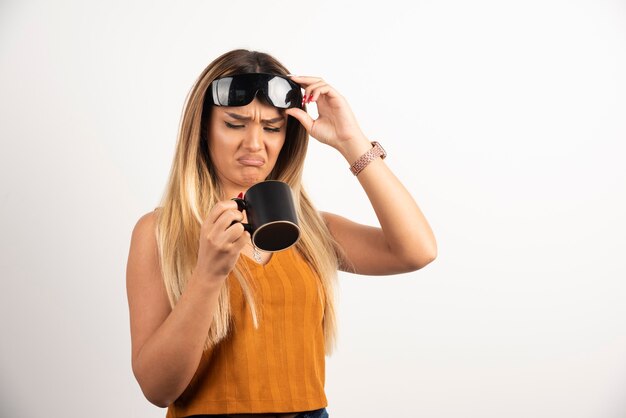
left=225, top=112, right=285, bottom=124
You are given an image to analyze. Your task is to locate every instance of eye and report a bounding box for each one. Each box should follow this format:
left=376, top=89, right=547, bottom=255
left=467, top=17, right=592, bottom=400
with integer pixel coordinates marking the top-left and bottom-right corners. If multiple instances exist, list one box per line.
left=264, top=127, right=281, bottom=133
left=225, top=122, right=244, bottom=129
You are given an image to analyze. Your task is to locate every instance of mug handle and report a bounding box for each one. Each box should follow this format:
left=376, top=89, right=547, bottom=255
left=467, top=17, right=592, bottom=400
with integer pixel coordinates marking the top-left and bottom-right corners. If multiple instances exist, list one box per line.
left=231, top=197, right=247, bottom=212
left=230, top=198, right=253, bottom=233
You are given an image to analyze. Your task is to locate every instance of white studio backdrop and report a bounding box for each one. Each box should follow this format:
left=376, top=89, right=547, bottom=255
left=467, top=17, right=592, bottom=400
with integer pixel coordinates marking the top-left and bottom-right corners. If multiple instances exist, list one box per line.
left=1, top=0, right=625, bottom=417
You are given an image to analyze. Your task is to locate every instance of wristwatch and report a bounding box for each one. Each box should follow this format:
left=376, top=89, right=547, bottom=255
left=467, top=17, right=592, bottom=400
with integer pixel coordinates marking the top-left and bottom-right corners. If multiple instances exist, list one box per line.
left=349, top=141, right=386, bottom=176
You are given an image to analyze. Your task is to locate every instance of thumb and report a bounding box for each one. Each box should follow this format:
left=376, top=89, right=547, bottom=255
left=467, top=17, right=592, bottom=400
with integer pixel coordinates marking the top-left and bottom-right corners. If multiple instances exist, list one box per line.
left=285, top=108, right=315, bottom=132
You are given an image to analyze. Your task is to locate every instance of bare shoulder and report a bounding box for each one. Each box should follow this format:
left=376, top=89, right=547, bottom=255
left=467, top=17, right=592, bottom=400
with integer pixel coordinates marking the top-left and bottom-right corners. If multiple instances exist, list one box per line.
left=320, top=211, right=375, bottom=237
left=132, top=208, right=160, bottom=237
left=129, top=208, right=163, bottom=252
left=320, top=211, right=347, bottom=228
left=127, top=208, right=164, bottom=287
left=319, top=211, right=350, bottom=242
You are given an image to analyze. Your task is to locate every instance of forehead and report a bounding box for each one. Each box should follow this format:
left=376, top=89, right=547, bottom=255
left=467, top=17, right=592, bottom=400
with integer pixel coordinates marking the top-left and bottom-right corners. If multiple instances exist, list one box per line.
left=213, top=99, right=284, bottom=118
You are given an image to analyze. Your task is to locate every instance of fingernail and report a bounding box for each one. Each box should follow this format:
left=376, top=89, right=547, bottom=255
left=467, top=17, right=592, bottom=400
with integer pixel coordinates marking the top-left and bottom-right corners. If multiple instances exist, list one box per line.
left=237, top=192, right=243, bottom=199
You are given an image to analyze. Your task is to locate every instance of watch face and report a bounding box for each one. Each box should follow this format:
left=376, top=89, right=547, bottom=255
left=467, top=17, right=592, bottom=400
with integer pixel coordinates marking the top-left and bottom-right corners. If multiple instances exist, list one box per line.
left=374, top=142, right=386, bottom=158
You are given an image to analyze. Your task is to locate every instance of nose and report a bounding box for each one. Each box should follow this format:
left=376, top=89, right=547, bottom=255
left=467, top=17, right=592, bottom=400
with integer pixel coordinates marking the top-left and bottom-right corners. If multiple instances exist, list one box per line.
left=242, top=125, right=263, bottom=151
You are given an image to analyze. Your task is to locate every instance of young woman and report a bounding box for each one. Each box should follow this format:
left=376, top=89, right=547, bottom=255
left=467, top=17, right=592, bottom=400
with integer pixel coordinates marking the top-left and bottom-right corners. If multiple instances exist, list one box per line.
left=126, top=49, right=437, bottom=418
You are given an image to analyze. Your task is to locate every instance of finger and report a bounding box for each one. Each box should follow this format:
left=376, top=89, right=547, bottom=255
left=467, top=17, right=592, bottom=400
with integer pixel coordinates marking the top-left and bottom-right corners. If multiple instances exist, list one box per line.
left=207, top=223, right=246, bottom=251
left=224, top=221, right=247, bottom=244
left=302, top=80, right=328, bottom=102
left=284, top=108, right=315, bottom=131
left=303, top=80, right=328, bottom=91
left=233, top=230, right=252, bottom=250
left=206, top=215, right=245, bottom=249
left=233, top=230, right=252, bottom=248
left=214, top=208, right=245, bottom=232
left=288, top=75, right=324, bottom=87
left=308, top=84, right=335, bottom=103
left=206, top=200, right=239, bottom=225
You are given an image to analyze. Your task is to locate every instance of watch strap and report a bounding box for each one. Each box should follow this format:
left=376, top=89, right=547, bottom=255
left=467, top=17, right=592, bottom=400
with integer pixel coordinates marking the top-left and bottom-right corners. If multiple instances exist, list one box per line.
left=349, top=141, right=386, bottom=176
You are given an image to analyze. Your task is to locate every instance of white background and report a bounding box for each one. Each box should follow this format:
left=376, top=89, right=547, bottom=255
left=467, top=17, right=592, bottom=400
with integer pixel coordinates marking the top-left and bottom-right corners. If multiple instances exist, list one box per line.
left=1, top=0, right=625, bottom=417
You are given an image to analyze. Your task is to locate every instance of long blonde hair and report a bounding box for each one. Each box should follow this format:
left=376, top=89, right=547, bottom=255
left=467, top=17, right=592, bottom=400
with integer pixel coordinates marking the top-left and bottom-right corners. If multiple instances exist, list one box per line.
left=155, top=49, right=340, bottom=354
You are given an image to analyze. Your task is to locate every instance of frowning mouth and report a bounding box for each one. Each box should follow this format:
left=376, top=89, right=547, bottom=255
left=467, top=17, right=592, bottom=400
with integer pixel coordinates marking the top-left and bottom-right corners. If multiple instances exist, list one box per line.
left=237, top=157, right=265, bottom=167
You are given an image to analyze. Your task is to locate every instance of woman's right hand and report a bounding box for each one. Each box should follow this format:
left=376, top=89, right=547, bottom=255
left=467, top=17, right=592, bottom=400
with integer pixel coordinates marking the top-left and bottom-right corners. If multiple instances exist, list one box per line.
left=195, top=200, right=249, bottom=282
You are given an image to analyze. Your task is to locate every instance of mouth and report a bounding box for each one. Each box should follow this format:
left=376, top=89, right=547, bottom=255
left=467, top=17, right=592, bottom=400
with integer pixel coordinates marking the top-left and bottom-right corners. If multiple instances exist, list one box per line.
left=237, top=156, right=265, bottom=167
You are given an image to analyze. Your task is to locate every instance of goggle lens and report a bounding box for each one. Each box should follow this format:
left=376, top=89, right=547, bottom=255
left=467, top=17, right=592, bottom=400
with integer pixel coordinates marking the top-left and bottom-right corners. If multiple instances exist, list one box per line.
left=208, top=73, right=302, bottom=109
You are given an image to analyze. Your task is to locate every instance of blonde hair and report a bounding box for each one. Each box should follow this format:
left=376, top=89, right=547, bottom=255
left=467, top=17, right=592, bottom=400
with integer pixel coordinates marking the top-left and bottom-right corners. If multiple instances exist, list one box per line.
left=155, top=49, right=340, bottom=354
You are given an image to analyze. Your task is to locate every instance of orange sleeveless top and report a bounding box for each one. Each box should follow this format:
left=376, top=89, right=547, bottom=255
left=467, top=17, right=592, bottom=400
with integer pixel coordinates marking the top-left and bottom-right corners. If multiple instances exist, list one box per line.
left=166, top=247, right=328, bottom=417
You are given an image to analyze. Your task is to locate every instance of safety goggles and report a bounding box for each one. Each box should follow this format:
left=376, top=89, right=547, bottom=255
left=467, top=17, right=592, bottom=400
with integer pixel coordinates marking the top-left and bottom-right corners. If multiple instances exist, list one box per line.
left=206, top=73, right=303, bottom=109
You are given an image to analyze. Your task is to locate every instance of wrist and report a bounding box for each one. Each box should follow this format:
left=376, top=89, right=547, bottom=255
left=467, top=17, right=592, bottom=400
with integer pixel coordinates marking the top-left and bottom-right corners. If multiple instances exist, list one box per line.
left=189, top=268, right=227, bottom=293
left=336, top=135, right=372, bottom=163
left=348, top=141, right=387, bottom=176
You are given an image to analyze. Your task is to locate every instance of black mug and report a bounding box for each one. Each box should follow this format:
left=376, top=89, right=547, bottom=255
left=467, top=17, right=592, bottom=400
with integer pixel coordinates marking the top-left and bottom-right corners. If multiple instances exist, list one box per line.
left=232, top=181, right=300, bottom=252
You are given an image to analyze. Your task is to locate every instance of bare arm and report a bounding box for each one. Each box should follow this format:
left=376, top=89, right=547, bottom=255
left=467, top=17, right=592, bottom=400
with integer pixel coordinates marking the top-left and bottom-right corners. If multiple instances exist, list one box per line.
left=126, top=202, right=247, bottom=407
left=321, top=140, right=436, bottom=274
left=286, top=76, right=437, bottom=275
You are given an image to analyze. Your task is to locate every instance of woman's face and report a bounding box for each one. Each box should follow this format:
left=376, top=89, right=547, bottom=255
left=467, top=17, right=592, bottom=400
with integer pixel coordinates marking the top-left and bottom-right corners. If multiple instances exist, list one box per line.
left=208, top=98, right=287, bottom=198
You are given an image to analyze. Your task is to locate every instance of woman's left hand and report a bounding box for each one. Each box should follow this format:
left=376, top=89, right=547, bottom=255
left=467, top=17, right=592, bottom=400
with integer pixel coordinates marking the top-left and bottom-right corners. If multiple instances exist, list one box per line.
left=285, top=75, right=369, bottom=154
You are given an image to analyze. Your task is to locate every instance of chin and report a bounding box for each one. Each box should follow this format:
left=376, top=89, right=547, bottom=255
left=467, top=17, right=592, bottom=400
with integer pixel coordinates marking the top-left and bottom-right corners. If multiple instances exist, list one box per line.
left=240, top=175, right=265, bottom=186
left=240, top=169, right=270, bottom=184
